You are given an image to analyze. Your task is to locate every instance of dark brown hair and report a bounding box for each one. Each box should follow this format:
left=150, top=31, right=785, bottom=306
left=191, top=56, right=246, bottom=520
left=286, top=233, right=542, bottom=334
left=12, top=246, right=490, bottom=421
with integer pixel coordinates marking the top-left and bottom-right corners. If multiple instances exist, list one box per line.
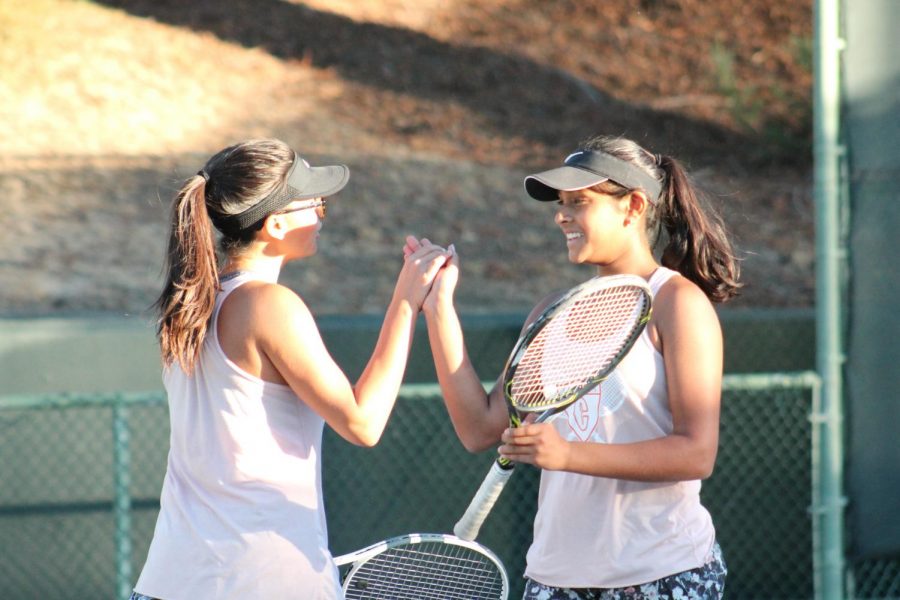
left=581, top=135, right=741, bottom=303
left=154, top=139, right=294, bottom=372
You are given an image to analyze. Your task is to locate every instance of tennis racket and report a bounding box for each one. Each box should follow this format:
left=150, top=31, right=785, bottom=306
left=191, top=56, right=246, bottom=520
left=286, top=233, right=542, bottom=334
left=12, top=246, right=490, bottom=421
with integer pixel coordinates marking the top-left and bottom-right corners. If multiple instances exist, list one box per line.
left=453, top=274, right=653, bottom=541
left=334, top=532, right=509, bottom=599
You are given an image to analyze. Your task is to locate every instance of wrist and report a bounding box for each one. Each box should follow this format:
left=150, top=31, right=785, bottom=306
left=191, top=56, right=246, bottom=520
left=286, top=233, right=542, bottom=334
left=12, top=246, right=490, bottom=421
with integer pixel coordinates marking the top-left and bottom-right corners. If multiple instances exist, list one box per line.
left=561, top=440, right=574, bottom=472
left=422, top=295, right=453, bottom=319
left=388, top=293, right=417, bottom=319
left=559, top=440, right=588, bottom=473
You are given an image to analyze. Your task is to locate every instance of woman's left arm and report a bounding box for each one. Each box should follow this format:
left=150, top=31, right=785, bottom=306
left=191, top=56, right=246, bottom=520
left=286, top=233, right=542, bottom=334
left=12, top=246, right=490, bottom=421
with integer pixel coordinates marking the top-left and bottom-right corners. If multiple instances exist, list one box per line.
left=499, top=276, right=723, bottom=481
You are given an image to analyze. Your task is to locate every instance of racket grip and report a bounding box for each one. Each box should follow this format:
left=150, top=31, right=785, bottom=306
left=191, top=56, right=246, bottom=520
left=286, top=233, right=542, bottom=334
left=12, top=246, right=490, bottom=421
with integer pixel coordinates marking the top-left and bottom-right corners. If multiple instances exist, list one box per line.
left=453, top=461, right=513, bottom=541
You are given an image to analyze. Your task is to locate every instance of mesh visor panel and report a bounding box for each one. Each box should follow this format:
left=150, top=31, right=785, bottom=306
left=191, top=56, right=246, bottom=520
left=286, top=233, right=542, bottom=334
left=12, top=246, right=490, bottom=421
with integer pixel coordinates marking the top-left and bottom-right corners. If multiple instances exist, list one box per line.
left=343, top=540, right=505, bottom=600
left=509, top=285, right=647, bottom=410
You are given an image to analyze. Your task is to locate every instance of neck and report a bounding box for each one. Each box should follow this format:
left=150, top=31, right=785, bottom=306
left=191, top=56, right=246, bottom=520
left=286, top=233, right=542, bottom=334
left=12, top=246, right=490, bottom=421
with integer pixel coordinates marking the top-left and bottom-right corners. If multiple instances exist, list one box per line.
left=594, top=245, right=660, bottom=280
left=222, top=255, right=283, bottom=283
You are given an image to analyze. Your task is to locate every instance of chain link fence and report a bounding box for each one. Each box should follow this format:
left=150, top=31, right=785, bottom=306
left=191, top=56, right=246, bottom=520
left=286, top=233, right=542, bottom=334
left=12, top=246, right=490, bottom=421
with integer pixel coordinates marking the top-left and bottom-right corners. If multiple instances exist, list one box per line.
left=1, top=375, right=897, bottom=599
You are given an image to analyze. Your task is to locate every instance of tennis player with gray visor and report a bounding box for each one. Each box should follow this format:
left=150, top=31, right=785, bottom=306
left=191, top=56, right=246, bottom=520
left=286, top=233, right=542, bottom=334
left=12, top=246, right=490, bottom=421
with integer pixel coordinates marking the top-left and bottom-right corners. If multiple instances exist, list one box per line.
left=130, top=139, right=451, bottom=600
left=411, top=134, right=741, bottom=599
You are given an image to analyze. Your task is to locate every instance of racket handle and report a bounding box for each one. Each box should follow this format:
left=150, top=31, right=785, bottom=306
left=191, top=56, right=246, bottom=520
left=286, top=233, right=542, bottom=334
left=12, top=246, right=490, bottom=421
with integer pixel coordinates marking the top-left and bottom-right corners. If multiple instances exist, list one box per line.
left=453, top=461, right=514, bottom=541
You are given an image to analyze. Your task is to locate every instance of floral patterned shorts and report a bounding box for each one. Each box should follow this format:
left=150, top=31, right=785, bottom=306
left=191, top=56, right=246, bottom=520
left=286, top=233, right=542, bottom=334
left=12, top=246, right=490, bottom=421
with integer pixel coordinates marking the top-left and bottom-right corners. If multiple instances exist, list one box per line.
left=521, top=543, right=727, bottom=600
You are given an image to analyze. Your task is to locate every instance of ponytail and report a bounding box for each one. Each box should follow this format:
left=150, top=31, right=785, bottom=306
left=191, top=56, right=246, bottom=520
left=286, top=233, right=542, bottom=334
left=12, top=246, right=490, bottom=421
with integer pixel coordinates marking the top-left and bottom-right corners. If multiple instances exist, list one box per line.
left=152, top=139, right=318, bottom=371
left=656, top=155, right=741, bottom=303
left=576, top=135, right=741, bottom=303
left=154, top=174, right=221, bottom=373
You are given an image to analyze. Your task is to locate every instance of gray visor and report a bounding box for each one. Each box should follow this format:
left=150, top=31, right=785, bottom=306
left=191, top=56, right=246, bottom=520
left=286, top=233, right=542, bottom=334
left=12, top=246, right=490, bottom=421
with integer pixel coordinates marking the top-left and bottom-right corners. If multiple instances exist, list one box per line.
left=524, top=150, right=661, bottom=202
left=214, top=152, right=349, bottom=234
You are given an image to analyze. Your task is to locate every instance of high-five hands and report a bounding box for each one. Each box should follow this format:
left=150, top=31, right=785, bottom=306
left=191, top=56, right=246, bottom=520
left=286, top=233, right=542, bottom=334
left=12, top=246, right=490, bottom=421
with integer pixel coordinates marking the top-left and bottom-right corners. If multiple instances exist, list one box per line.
left=404, top=236, right=459, bottom=313
left=396, top=235, right=453, bottom=310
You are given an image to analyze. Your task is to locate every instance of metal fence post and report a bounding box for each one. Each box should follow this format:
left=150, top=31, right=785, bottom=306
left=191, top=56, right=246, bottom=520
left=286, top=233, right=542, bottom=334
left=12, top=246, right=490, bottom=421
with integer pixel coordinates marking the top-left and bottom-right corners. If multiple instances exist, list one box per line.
left=813, top=0, right=848, bottom=598
left=113, top=401, right=133, bottom=600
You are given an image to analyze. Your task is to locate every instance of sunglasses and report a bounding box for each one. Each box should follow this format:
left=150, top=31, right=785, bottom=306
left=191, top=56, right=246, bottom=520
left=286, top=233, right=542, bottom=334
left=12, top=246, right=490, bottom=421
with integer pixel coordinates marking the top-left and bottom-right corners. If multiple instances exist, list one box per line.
left=273, top=197, right=327, bottom=219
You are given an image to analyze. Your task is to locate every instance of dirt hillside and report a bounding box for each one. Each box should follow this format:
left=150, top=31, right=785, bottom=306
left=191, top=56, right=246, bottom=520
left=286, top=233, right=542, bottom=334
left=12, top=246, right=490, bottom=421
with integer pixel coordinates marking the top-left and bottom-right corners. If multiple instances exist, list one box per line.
left=0, top=0, right=814, bottom=317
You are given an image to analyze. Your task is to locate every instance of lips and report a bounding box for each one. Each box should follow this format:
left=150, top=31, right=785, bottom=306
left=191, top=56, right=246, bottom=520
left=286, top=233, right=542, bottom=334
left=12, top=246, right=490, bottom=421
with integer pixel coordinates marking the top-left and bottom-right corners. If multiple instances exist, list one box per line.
left=565, top=231, right=584, bottom=242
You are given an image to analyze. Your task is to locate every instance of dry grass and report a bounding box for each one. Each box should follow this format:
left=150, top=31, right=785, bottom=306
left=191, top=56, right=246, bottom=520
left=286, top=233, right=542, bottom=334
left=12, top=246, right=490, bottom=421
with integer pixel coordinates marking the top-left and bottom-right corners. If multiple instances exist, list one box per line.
left=0, top=0, right=814, bottom=315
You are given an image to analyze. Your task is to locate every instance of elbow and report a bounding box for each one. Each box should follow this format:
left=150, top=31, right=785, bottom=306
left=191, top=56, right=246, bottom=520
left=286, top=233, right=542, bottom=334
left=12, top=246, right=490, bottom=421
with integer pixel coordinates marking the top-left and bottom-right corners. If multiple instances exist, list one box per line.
left=457, top=428, right=501, bottom=454
left=678, top=460, right=715, bottom=482
left=350, top=432, right=381, bottom=448
left=460, top=437, right=491, bottom=454
left=673, top=431, right=719, bottom=480
left=693, top=447, right=719, bottom=481
left=694, top=462, right=715, bottom=481
left=342, top=420, right=385, bottom=448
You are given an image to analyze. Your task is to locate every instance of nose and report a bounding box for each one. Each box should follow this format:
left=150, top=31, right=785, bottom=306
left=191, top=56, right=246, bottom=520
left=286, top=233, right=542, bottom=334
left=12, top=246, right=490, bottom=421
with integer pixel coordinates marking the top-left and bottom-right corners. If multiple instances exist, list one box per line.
left=555, top=205, right=572, bottom=225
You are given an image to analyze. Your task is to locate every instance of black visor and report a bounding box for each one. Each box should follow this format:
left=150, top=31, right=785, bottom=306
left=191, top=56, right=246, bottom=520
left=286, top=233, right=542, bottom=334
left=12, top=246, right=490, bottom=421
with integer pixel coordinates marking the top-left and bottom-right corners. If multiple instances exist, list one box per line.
left=524, top=150, right=662, bottom=202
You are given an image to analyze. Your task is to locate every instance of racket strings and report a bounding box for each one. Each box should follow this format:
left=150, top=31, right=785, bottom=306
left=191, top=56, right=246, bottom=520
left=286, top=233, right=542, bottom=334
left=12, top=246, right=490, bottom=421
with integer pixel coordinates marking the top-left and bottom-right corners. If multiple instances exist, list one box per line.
left=510, top=286, right=648, bottom=410
left=343, top=541, right=505, bottom=599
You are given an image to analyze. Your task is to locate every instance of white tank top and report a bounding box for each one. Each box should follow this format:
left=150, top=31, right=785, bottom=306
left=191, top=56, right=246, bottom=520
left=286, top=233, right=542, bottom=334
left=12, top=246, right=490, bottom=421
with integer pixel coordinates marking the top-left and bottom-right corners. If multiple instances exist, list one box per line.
left=524, top=267, right=718, bottom=588
left=135, top=273, right=341, bottom=600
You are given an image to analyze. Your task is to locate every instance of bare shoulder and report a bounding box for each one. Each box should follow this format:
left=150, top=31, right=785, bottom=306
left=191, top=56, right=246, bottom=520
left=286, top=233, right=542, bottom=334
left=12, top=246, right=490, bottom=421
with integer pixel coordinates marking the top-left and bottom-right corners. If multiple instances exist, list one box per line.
left=522, top=288, right=570, bottom=331
left=245, top=281, right=305, bottom=307
left=656, top=273, right=715, bottom=310
left=221, top=281, right=315, bottom=332
left=653, top=274, right=720, bottom=334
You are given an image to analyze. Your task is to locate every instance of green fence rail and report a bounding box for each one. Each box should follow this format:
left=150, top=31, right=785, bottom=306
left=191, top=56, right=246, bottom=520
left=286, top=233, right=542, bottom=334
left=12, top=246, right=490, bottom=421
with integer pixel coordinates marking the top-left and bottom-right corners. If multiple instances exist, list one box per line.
left=1, top=374, right=897, bottom=599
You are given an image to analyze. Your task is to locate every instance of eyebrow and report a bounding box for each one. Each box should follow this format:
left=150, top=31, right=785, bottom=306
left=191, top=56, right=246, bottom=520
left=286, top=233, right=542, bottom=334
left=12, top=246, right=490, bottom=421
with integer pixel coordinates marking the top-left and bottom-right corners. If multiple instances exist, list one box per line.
left=558, top=192, right=591, bottom=201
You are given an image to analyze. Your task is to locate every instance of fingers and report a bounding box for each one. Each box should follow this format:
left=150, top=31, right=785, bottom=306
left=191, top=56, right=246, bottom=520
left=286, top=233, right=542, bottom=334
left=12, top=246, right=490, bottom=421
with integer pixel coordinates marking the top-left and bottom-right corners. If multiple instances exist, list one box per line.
left=403, top=236, right=460, bottom=264
left=403, top=235, right=443, bottom=259
left=497, top=423, right=561, bottom=468
left=396, top=239, right=453, bottom=306
left=399, top=236, right=461, bottom=311
left=403, top=237, right=458, bottom=277
left=406, top=242, right=449, bottom=266
left=497, top=436, right=536, bottom=465
left=403, top=235, right=421, bottom=259
left=420, top=250, right=451, bottom=283
left=501, top=423, right=538, bottom=443
left=447, top=243, right=459, bottom=267
left=498, top=425, right=535, bottom=458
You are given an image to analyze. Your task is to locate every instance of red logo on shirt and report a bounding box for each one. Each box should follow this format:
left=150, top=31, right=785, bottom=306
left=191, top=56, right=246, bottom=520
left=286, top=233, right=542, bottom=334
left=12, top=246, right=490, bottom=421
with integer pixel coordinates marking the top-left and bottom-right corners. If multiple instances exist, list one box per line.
left=566, top=387, right=603, bottom=442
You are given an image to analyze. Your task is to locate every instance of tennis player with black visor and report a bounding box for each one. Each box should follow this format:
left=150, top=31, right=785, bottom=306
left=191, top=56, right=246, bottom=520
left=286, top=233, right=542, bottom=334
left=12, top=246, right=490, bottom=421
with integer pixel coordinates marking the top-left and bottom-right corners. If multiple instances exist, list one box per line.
left=408, top=134, right=741, bottom=599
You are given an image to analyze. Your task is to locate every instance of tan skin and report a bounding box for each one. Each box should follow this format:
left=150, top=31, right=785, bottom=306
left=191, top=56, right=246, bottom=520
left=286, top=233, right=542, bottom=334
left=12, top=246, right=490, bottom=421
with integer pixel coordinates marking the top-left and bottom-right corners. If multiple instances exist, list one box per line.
left=410, top=185, right=722, bottom=482
left=217, top=198, right=451, bottom=447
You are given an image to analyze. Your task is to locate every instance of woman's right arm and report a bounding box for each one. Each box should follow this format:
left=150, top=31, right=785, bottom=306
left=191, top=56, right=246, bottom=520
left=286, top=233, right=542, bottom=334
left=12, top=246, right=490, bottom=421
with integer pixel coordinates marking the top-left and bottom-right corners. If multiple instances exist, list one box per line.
left=253, top=243, right=450, bottom=447
left=422, top=278, right=509, bottom=452
left=415, top=239, right=557, bottom=452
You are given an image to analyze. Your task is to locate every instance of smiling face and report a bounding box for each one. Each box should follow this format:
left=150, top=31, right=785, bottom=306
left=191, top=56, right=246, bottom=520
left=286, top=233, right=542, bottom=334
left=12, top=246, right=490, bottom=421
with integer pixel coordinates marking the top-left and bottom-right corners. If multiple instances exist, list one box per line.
left=555, top=186, right=635, bottom=269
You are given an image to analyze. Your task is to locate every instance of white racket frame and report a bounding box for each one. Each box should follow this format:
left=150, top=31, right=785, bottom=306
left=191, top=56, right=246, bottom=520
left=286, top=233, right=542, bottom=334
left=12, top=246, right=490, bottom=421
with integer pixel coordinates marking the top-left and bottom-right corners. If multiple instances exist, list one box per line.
left=334, top=532, right=509, bottom=599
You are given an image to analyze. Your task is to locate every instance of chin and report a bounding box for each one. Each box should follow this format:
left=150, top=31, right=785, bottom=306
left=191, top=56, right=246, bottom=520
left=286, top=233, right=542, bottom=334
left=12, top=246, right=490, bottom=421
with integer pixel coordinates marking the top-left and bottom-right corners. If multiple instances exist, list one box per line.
left=568, top=249, right=591, bottom=264
left=291, top=247, right=317, bottom=261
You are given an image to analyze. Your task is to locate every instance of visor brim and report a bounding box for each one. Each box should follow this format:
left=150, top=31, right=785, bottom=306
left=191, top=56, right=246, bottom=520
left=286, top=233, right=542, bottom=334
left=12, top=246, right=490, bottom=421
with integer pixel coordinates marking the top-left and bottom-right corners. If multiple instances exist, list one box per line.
left=291, top=164, right=350, bottom=200
left=524, top=166, right=609, bottom=201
